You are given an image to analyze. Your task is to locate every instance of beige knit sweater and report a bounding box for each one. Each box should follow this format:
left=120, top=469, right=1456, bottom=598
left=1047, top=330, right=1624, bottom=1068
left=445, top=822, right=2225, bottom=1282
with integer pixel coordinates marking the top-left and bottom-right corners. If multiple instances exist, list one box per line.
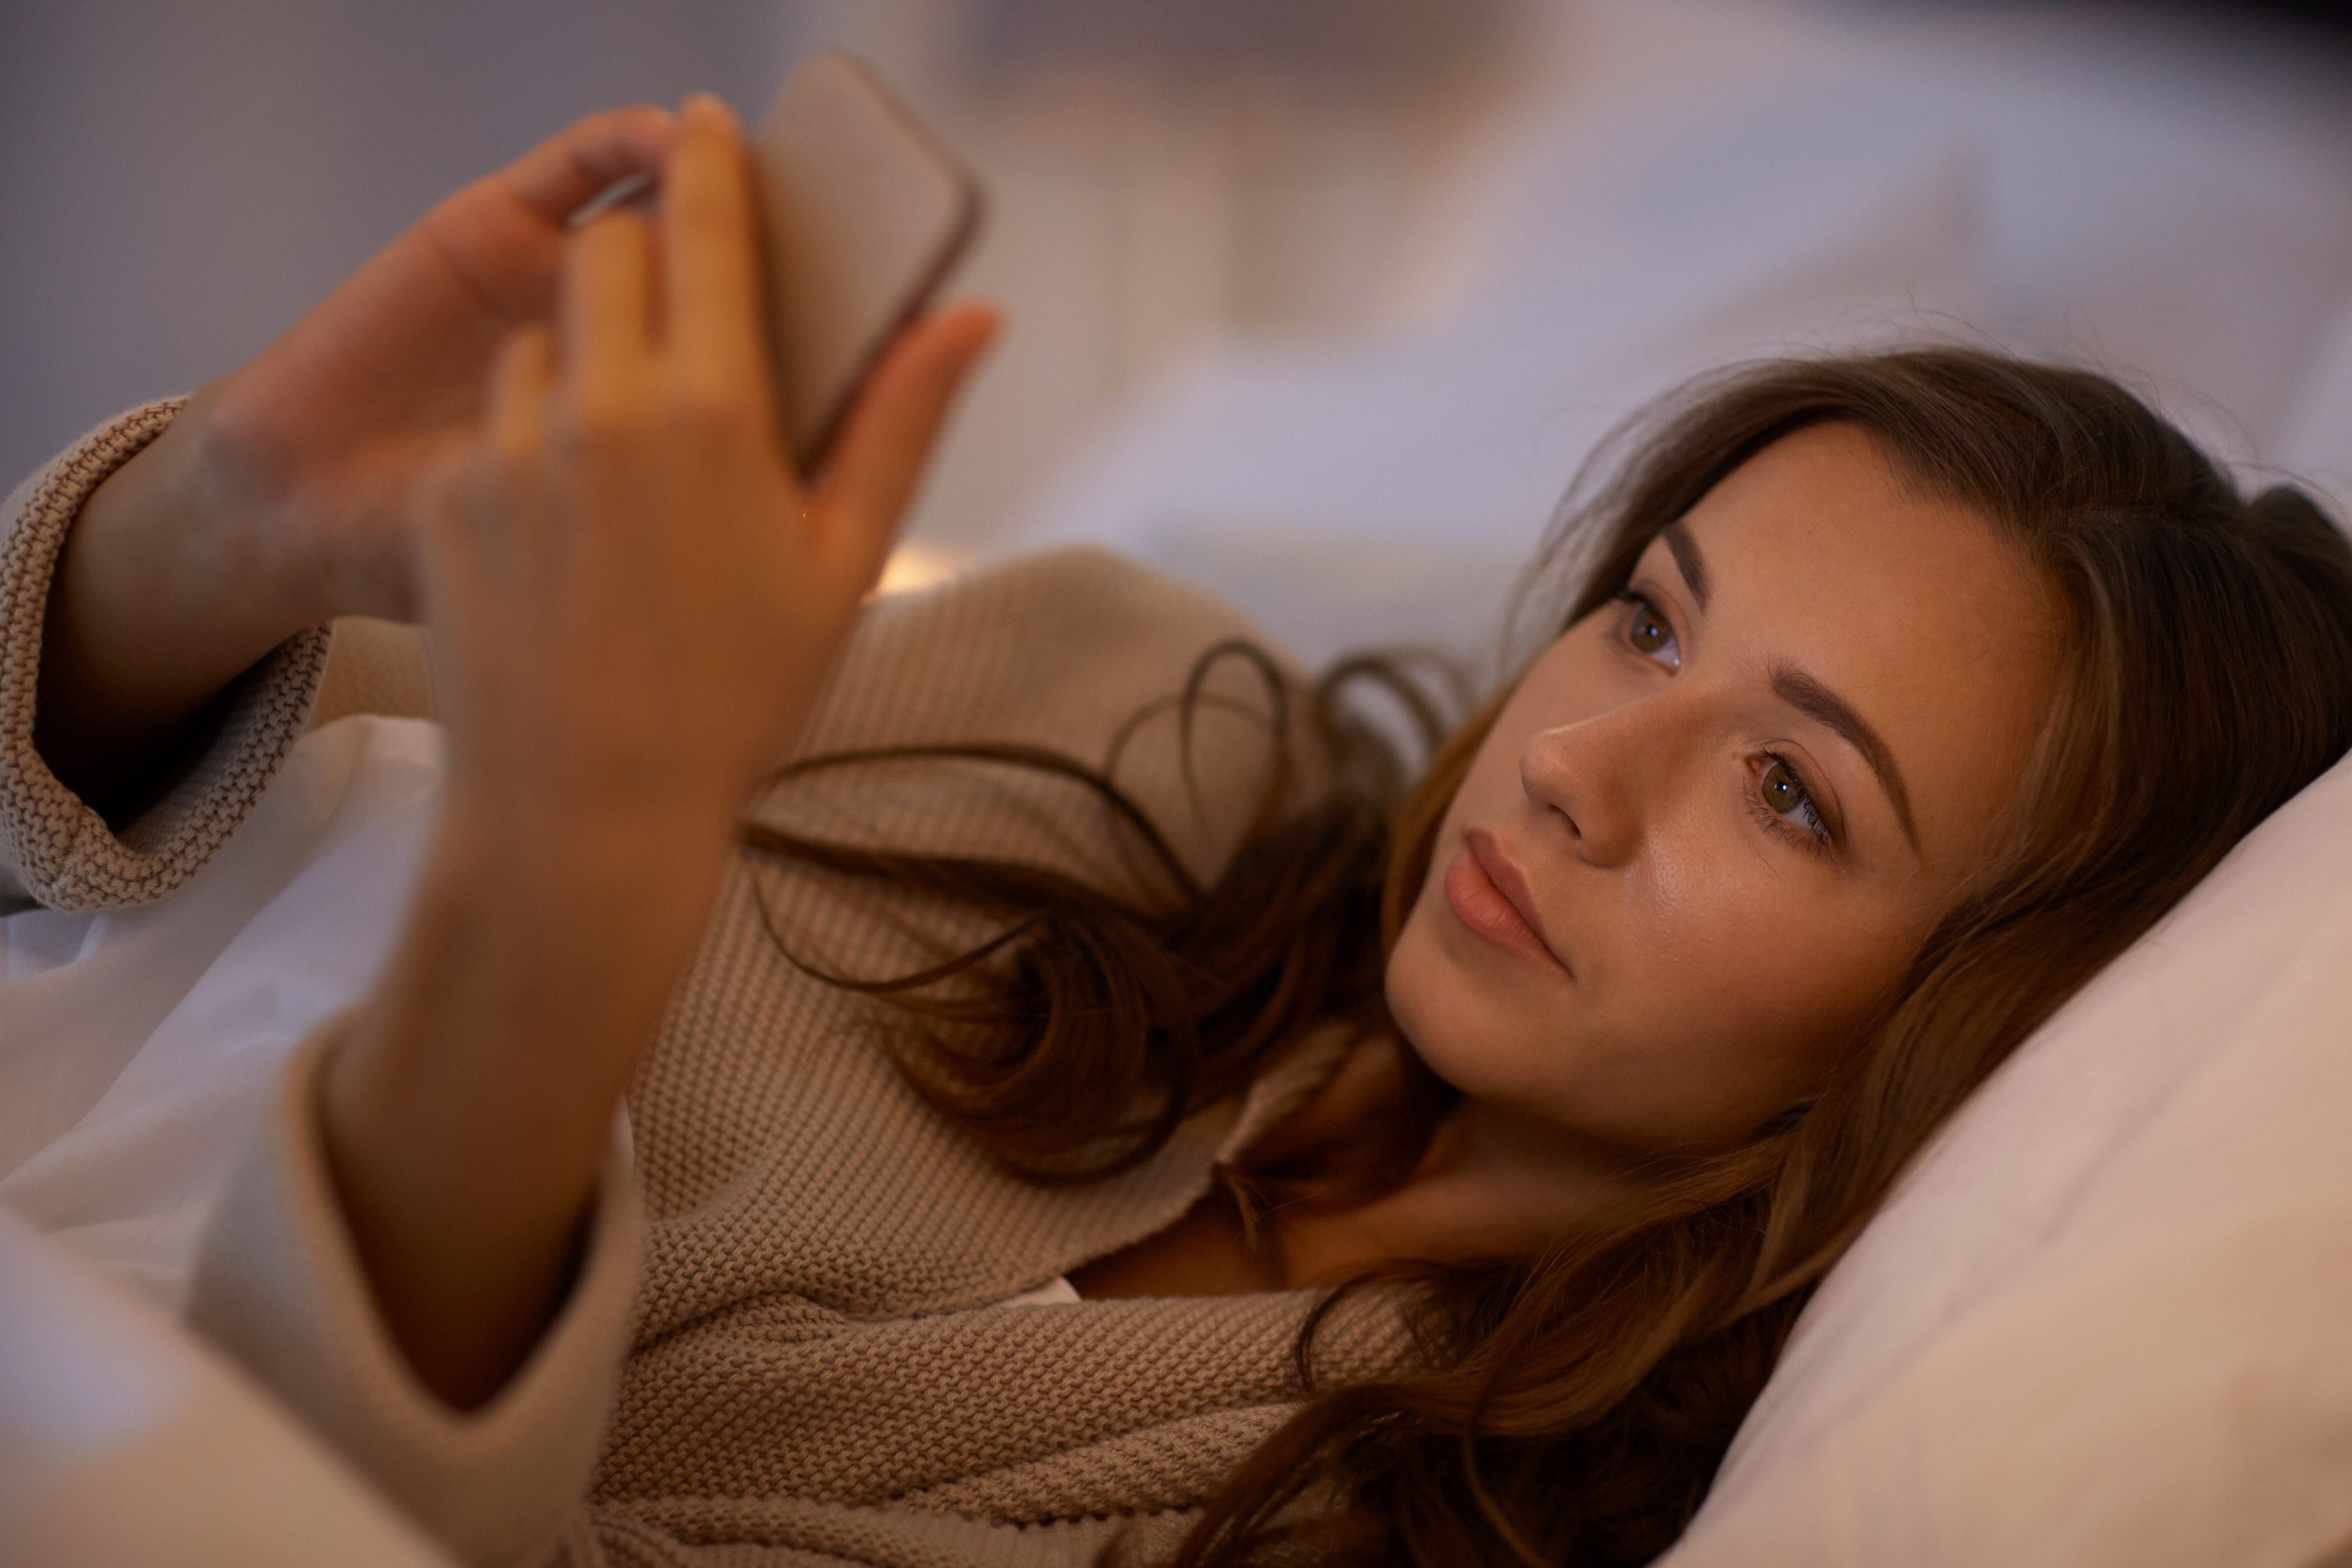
left=2, top=408, right=1409, bottom=1568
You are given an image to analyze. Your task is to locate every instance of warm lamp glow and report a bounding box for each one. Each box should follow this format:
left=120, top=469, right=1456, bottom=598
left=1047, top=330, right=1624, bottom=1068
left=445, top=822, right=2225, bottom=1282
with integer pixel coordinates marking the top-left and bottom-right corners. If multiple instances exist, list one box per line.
left=872, top=541, right=969, bottom=597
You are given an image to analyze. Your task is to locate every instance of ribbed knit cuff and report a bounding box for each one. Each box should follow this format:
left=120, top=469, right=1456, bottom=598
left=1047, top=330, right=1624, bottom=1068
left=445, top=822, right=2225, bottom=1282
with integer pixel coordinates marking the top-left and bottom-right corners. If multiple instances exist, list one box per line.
left=0, top=400, right=334, bottom=912
left=187, top=1020, right=644, bottom=1568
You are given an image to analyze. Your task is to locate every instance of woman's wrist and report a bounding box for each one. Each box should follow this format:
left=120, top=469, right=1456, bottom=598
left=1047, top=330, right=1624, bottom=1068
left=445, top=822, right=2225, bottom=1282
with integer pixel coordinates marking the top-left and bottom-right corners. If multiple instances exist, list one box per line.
left=427, top=776, right=742, bottom=958
left=330, top=803, right=718, bottom=1200
left=38, top=388, right=334, bottom=807
left=321, top=791, right=731, bottom=1408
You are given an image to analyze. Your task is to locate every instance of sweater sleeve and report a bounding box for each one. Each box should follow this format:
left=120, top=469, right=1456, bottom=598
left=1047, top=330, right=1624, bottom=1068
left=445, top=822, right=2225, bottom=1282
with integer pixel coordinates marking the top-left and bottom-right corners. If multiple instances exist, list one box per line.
left=186, top=1020, right=645, bottom=1568
left=0, top=401, right=334, bottom=913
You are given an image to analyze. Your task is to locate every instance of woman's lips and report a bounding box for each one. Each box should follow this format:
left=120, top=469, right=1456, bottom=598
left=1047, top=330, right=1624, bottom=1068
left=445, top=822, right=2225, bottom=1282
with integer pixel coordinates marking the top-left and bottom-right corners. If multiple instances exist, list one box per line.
left=1444, top=829, right=1570, bottom=975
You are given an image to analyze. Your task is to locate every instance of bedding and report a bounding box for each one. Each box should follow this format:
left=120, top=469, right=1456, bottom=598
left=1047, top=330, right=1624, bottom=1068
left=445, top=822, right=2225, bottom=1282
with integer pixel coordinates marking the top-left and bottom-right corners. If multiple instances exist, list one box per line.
left=0, top=1203, right=454, bottom=1566
left=1001, top=0, right=2352, bottom=668
left=0, top=710, right=437, bottom=1308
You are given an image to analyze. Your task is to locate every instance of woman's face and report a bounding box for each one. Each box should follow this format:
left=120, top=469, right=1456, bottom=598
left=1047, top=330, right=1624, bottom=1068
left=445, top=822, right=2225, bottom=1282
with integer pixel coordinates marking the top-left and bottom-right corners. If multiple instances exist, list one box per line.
left=1386, top=423, right=2057, bottom=1163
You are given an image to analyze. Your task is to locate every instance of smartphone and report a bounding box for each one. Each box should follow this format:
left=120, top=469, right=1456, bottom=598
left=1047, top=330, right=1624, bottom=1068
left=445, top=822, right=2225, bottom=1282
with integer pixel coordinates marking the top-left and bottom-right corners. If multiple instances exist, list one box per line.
left=748, top=52, right=983, bottom=473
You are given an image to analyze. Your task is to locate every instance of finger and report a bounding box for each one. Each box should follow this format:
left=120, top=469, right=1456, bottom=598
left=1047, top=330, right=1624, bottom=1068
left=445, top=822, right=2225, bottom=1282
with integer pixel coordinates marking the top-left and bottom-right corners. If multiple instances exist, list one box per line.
left=661, top=94, right=768, bottom=401
left=501, top=106, right=678, bottom=226
left=419, top=107, right=676, bottom=325
left=466, top=329, right=560, bottom=572
left=489, top=328, right=556, bottom=522
left=489, top=327, right=558, bottom=452
left=561, top=212, right=656, bottom=407
left=811, top=303, right=1000, bottom=568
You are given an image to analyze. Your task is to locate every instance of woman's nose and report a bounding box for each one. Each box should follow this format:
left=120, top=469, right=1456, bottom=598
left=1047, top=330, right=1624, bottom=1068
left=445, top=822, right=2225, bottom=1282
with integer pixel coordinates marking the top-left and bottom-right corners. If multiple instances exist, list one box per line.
left=1518, top=702, right=1671, bottom=867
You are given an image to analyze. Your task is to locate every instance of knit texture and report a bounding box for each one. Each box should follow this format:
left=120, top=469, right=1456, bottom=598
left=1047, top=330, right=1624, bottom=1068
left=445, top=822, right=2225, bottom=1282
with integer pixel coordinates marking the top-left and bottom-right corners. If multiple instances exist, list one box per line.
left=583, top=547, right=1411, bottom=1564
left=0, top=399, right=333, bottom=912
left=4, top=408, right=1414, bottom=1567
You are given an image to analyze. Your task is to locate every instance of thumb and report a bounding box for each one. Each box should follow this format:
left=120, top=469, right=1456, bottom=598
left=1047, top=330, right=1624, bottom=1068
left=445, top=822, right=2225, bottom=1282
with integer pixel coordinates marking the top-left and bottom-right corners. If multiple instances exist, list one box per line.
left=809, top=303, right=1000, bottom=581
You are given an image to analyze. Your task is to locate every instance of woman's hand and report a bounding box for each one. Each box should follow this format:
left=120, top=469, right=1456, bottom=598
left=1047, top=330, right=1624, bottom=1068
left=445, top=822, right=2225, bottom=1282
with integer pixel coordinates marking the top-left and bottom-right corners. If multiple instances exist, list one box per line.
left=421, top=107, right=993, bottom=830
left=321, top=93, right=995, bottom=1409
left=40, top=106, right=675, bottom=808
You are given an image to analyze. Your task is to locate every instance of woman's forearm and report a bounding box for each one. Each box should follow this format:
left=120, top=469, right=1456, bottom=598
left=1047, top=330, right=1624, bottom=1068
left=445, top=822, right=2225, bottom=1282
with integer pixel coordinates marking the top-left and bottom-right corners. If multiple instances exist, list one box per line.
left=34, top=106, right=683, bottom=817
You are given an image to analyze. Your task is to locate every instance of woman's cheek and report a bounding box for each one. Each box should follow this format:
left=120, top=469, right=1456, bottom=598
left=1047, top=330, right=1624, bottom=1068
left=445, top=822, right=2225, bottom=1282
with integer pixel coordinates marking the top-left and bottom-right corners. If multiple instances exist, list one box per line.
left=1643, top=878, right=1893, bottom=1105
left=1614, top=822, right=1839, bottom=1045
left=1611, top=803, right=1748, bottom=977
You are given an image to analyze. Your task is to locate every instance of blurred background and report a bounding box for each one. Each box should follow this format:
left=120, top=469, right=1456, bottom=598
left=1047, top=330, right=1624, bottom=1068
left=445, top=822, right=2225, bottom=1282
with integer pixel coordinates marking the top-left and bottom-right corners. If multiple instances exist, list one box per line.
left=7, top=0, right=2352, bottom=667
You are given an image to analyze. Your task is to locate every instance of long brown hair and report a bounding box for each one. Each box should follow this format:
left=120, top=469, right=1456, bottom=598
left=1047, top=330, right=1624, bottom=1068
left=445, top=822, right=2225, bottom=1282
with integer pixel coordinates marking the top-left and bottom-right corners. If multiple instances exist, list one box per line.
left=744, top=348, right=2352, bottom=1565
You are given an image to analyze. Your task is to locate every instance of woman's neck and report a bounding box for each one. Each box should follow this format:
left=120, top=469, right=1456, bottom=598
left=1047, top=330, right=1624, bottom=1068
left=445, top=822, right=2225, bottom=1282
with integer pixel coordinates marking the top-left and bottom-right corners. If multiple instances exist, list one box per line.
left=1072, top=1036, right=1644, bottom=1298
left=1270, top=1096, right=1644, bottom=1287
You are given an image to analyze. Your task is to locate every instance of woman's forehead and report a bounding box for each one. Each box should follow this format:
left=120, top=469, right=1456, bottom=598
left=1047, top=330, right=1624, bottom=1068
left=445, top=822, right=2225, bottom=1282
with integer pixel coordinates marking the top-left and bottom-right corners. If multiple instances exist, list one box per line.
left=1662, top=425, right=2047, bottom=632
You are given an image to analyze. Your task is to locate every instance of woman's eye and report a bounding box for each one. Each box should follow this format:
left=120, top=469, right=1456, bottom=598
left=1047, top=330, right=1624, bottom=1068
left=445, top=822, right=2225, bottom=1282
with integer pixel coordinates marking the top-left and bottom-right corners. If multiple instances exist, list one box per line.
left=1623, top=596, right=1681, bottom=668
left=1760, top=757, right=1830, bottom=842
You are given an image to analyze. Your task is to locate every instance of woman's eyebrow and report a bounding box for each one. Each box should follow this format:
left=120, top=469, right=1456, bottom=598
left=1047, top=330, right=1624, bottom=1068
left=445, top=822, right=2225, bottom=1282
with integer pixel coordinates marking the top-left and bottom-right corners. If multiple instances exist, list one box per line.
left=1771, top=665, right=1922, bottom=853
left=1662, top=522, right=1711, bottom=609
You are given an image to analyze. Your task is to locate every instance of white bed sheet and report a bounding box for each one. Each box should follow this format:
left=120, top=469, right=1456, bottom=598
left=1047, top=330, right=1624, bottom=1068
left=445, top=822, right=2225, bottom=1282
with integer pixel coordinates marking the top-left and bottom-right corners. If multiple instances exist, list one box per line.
left=0, top=1203, right=454, bottom=1566
left=0, top=715, right=437, bottom=1312
left=0, top=716, right=445, bottom=1559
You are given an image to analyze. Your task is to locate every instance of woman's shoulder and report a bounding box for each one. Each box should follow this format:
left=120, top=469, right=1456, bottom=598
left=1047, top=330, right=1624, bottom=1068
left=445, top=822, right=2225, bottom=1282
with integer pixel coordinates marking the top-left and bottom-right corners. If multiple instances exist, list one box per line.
left=781, top=543, right=1308, bottom=891
left=804, top=544, right=1287, bottom=752
left=818, top=545, right=1279, bottom=724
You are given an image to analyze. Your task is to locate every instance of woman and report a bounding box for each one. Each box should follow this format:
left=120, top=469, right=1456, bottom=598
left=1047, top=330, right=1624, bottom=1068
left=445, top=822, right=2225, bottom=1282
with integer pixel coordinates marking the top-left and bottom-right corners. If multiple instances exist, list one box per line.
left=11, top=97, right=2352, bottom=1568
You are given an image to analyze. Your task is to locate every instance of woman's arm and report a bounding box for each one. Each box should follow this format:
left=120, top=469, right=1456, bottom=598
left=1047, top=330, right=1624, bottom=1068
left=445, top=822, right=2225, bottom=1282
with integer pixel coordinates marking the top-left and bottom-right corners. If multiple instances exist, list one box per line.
left=36, top=105, right=675, bottom=816
left=316, top=94, right=994, bottom=1408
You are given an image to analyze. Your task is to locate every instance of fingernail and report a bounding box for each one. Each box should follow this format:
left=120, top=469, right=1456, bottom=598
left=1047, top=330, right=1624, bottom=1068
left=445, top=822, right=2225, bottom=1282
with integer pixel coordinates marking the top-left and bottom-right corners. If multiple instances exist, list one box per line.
left=569, top=169, right=657, bottom=229
left=684, top=91, right=733, bottom=125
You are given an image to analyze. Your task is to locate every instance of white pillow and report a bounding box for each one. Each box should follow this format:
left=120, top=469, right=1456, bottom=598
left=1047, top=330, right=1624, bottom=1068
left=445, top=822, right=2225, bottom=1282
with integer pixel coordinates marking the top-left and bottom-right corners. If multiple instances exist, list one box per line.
left=1658, top=750, right=2352, bottom=1566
